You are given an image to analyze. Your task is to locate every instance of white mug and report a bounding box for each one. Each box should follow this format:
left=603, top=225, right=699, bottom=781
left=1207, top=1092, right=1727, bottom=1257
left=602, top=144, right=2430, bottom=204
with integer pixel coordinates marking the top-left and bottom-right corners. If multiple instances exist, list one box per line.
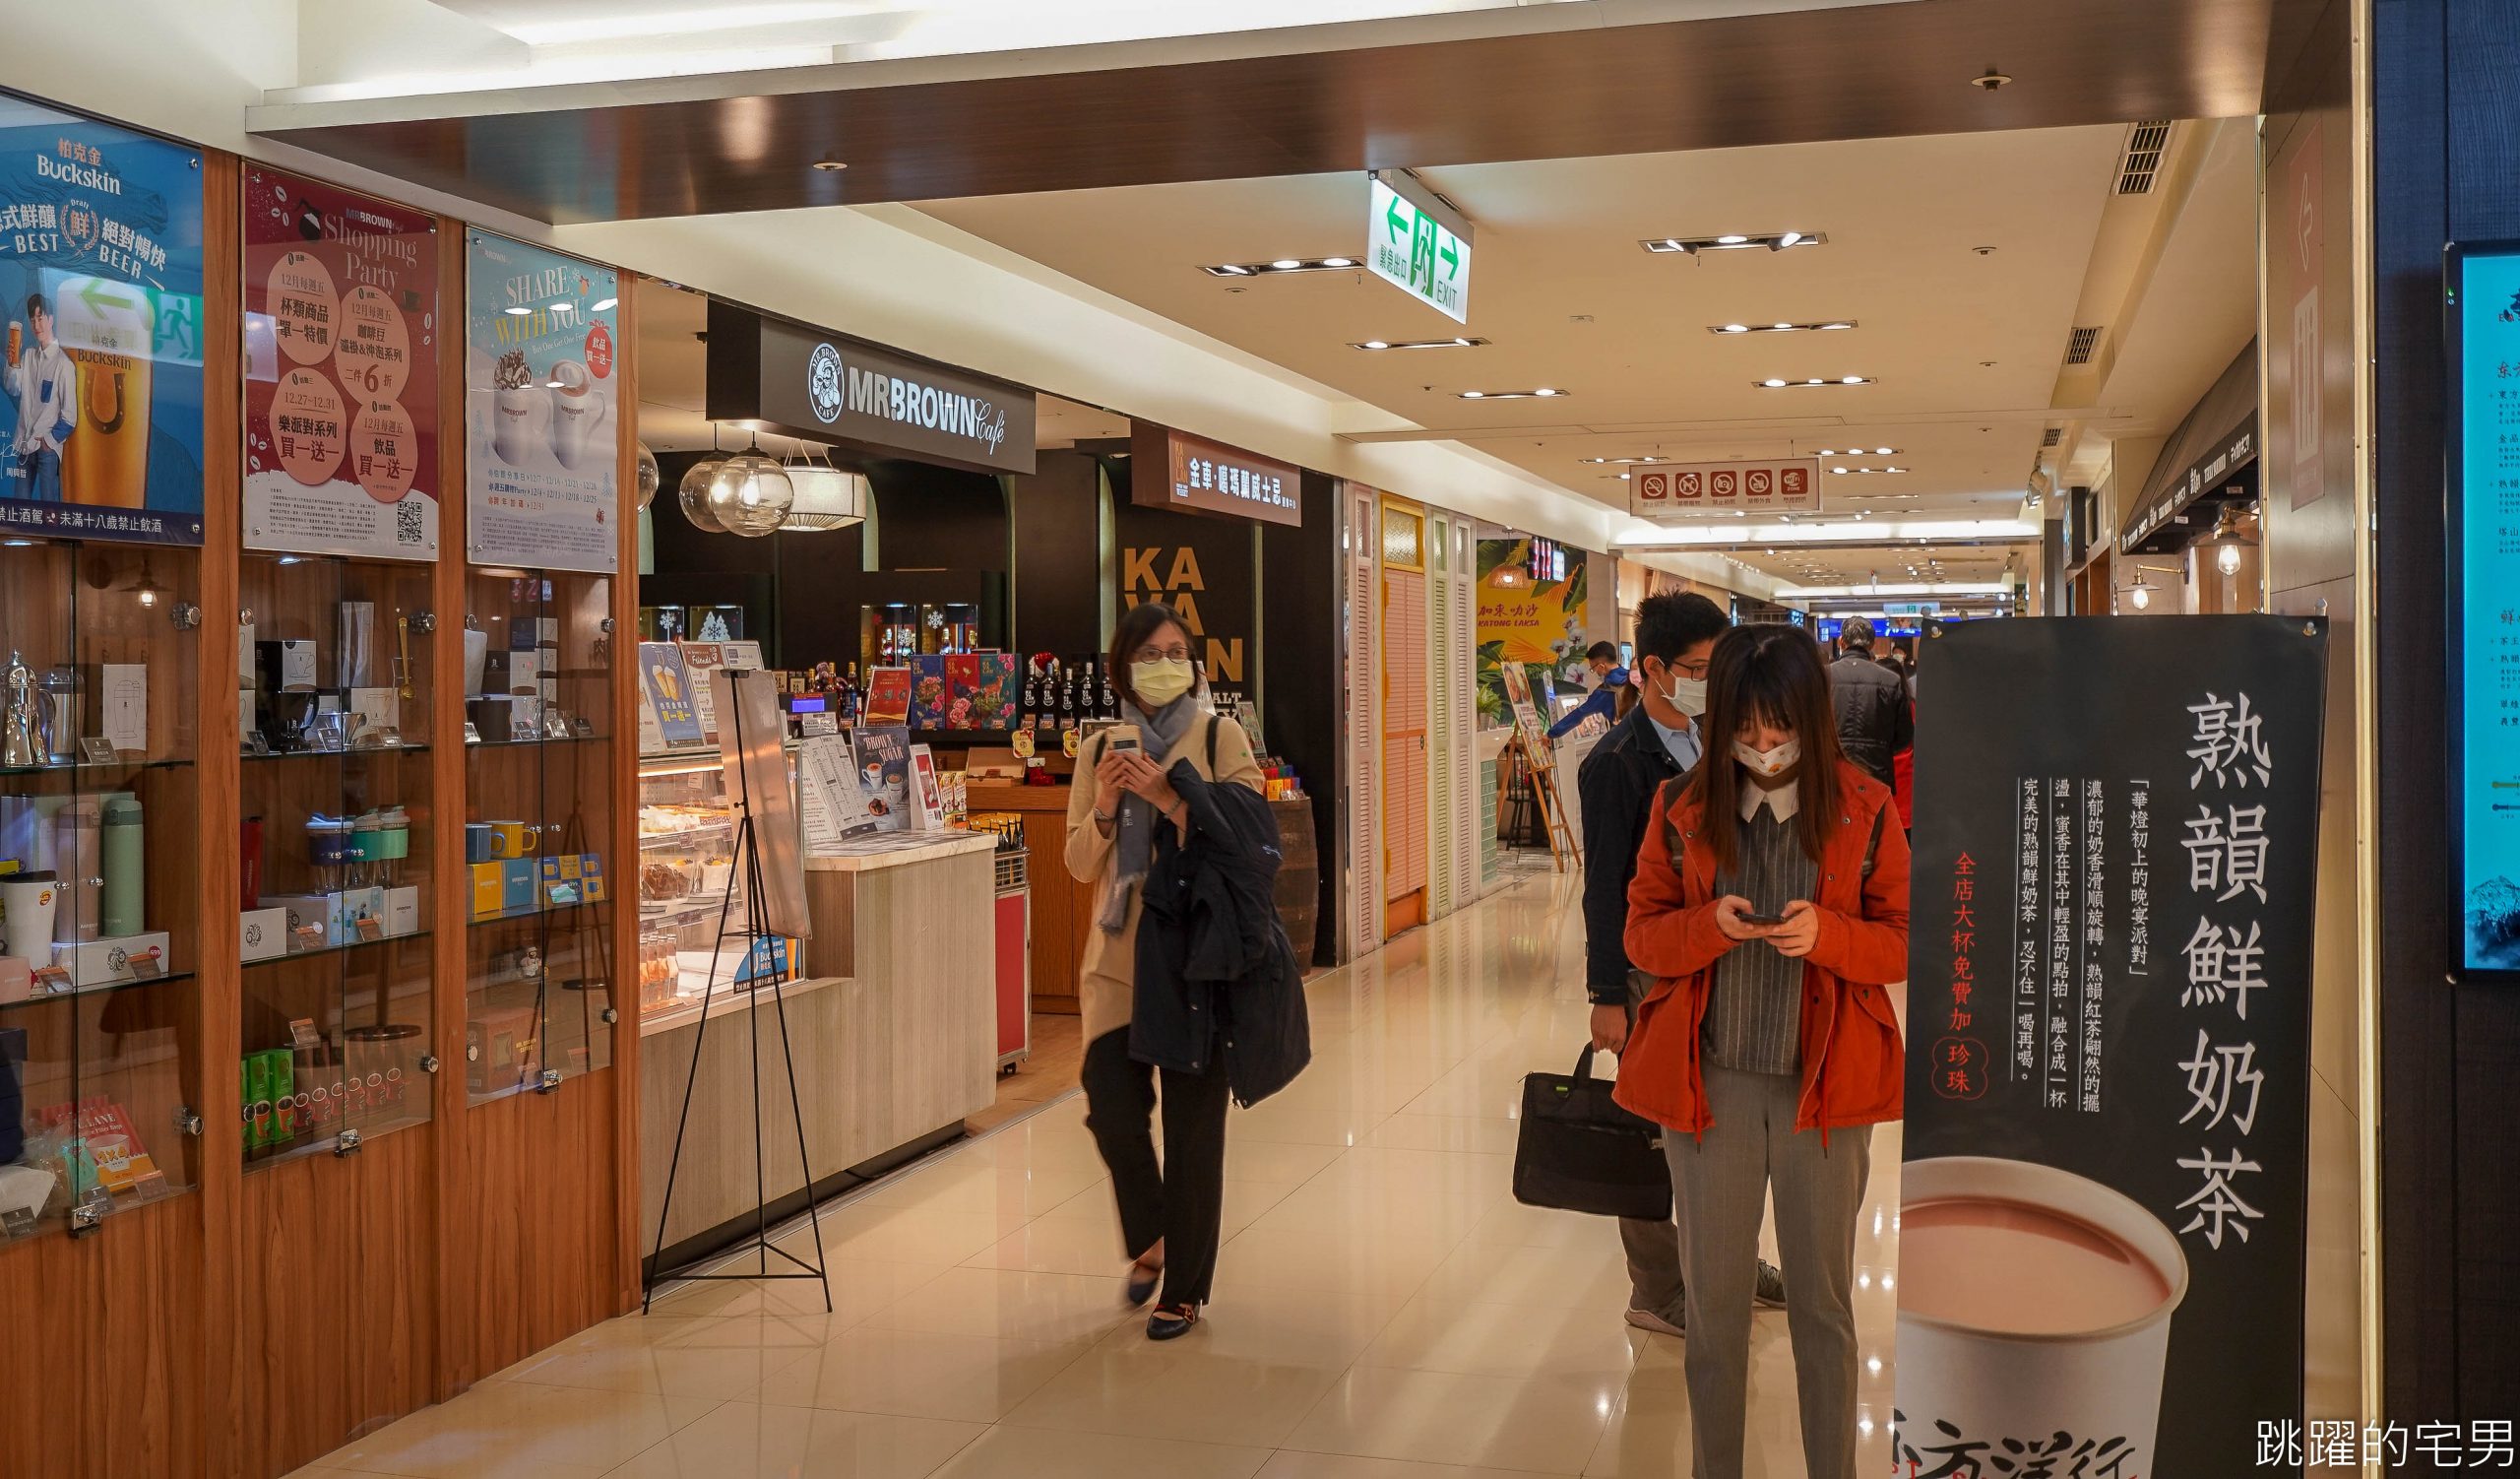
left=546, top=358, right=608, bottom=469
left=492, top=383, right=542, bottom=466
left=1895, top=1156, right=2190, bottom=1475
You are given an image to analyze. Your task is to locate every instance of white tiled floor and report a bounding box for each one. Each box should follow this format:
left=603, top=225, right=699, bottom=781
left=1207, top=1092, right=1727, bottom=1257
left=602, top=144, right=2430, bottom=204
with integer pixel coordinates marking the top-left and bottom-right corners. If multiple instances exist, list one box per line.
left=293, top=871, right=1903, bottom=1479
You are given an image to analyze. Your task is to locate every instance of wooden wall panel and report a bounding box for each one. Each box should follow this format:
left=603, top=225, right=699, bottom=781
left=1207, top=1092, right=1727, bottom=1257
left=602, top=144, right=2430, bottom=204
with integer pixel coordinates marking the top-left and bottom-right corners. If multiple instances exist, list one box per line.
left=460, top=1081, right=622, bottom=1378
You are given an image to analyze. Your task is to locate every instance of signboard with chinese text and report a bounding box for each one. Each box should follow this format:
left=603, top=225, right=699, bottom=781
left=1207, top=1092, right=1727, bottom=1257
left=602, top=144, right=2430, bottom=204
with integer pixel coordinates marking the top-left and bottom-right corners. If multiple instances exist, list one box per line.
left=1629, top=457, right=1821, bottom=517
left=244, top=168, right=438, bottom=559
left=465, top=232, right=618, bottom=572
left=2448, top=240, right=2520, bottom=979
left=1366, top=171, right=1471, bottom=324
left=1113, top=465, right=1258, bottom=687
left=706, top=298, right=1035, bottom=476
left=1900, top=616, right=2327, bottom=1477
left=0, top=96, right=204, bottom=545
left=1129, top=422, right=1300, bottom=527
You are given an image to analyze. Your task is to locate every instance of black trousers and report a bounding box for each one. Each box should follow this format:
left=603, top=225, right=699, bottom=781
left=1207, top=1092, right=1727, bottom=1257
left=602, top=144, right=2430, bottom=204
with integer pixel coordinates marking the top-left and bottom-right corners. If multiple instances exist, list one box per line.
left=1080, top=1026, right=1232, bottom=1307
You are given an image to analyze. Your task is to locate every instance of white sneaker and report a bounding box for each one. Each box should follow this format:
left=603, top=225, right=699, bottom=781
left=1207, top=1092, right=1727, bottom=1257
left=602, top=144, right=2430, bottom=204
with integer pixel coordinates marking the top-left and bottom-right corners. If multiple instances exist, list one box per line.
left=1624, top=1306, right=1684, bottom=1337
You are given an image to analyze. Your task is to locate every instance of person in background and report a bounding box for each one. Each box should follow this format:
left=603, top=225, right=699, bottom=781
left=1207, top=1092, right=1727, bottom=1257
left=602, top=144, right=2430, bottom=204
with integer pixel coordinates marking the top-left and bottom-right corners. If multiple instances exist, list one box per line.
left=1065, top=601, right=1267, bottom=1339
left=5, top=294, right=78, bottom=501
left=1576, top=593, right=1783, bottom=1337
left=1826, top=615, right=1911, bottom=786
left=1547, top=640, right=1626, bottom=740
left=1616, top=624, right=1910, bottom=1479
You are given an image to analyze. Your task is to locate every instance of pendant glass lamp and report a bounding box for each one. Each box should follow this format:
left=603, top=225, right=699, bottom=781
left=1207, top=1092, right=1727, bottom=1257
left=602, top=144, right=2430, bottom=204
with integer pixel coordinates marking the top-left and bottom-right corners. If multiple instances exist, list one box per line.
left=678, top=440, right=730, bottom=533
left=706, top=440, right=795, bottom=538
left=635, top=441, right=662, bottom=511
left=780, top=445, right=868, bottom=531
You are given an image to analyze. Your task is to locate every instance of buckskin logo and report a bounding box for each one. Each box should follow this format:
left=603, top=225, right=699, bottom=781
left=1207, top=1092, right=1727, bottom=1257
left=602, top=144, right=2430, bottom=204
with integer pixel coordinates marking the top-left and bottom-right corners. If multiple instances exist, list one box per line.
left=806, top=343, right=845, bottom=424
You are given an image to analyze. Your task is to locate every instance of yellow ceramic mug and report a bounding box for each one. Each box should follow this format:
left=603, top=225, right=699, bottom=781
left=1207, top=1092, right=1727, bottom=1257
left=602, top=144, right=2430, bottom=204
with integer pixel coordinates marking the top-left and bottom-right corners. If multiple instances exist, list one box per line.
left=487, top=821, right=538, bottom=859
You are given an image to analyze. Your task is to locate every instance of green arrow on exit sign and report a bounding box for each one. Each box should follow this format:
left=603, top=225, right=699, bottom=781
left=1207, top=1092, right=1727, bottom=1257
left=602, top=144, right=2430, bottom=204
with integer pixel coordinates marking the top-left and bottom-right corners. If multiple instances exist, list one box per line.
left=1367, top=173, right=1473, bottom=324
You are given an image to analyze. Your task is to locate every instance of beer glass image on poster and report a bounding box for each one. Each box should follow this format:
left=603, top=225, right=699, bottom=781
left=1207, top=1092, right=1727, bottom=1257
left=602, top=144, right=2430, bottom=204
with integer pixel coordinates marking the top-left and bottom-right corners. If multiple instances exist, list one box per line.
left=0, top=96, right=206, bottom=545
left=1897, top=616, right=2327, bottom=1478
left=465, top=233, right=618, bottom=573
left=243, top=168, right=438, bottom=560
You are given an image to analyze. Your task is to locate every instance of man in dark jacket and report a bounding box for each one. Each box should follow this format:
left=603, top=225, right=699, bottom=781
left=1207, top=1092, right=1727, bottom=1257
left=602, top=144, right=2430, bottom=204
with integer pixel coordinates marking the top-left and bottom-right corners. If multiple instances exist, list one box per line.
left=1829, top=614, right=1913, bottom=785
left=1576, top=592, right=1782, bottom=1335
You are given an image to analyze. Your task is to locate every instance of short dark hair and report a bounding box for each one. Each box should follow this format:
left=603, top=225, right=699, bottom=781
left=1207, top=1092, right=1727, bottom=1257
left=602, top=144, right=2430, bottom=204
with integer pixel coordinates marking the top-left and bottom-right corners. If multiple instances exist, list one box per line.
left=1108, top=600, right=1194, bottom=712
left=1840, top=614, right=1876, bottom=650
left=1632, top=592, right=1729, bottom=667
left=1585, top=640, right=1618, bottom=667
left=24, top=293, right=46, bottom=317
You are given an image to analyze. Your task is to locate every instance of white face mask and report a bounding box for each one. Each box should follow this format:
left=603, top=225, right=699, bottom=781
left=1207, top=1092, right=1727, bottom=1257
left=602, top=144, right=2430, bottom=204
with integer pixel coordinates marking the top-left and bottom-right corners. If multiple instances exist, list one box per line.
left=1663, top=673, right=1708, bottom=718
left=1130, top=657, right=1196, bottom=708
left=1732, top=737, right=1800, bottom=780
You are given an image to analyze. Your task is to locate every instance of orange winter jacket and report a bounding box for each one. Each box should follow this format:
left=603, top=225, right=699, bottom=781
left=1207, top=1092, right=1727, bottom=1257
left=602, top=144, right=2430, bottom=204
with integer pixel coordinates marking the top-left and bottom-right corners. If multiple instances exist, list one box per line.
left=1611, top=759, right=1911, bottom=1137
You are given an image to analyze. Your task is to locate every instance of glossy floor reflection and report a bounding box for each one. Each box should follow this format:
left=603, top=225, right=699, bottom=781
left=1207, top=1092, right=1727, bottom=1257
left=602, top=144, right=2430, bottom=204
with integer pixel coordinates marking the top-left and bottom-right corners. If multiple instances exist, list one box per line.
left=294, top=871, right=1904, bottom=1479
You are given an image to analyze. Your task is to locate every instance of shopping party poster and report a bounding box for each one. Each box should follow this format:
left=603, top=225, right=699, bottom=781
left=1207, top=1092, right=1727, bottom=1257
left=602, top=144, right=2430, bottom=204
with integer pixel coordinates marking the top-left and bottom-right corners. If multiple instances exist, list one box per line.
left=0, top=96, right=205, bottom=545
left=465, top=232, right=619, bottom=573
left=244, top=168, right=439, bottom=560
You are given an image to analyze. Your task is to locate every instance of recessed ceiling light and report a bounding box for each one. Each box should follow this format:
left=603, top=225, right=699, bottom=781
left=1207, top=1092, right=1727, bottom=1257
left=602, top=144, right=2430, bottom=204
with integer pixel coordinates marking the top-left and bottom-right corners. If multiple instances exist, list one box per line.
left=1756, top=376, right=1873, bottom=389
left=1350, top=337, right=1492, bottom=351
left=1642, top=231, right=1828, bottom=255
left=1455, top=388, right=1569, bottom=401
left=1201, top=257, right=1361, bottom=277
left=1461, top=390, right=1485, bottom=399
left=812, top=158, right=848, bottom=171
left=1763, top=378, right=1789, bottom=388
left=1707, top=320, right=1858, bottom=336
left=1580, top=456, right=1670, bottom=465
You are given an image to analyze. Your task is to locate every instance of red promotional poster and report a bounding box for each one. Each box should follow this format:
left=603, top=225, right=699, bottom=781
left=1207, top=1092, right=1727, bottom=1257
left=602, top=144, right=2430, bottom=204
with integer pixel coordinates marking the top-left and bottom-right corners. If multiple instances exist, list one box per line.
left=243, top=168, right=439, bottom=560
left=862, top=667, right=912, bottom=727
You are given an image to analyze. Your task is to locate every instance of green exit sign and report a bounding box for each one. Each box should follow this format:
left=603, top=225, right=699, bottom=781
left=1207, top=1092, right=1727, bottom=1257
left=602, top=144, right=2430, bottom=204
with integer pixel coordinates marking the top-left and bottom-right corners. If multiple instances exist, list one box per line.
left=1368, top=171, right=1473, bottom=324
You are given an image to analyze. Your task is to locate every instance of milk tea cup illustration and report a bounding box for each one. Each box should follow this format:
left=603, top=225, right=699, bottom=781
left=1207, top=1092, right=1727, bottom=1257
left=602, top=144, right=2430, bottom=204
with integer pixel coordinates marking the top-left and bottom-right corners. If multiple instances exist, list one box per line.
left=546, top=357, right=608, bottom=469
left=1896, top=1156, right=2190, bottom=1475
left=490, top=349, right=541, bottom=466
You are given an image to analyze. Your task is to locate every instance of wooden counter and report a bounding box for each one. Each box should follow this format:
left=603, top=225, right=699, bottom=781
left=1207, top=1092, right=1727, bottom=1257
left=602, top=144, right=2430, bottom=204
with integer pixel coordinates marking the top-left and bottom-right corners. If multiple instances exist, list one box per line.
left=637, top=833, right=998, bottom=1272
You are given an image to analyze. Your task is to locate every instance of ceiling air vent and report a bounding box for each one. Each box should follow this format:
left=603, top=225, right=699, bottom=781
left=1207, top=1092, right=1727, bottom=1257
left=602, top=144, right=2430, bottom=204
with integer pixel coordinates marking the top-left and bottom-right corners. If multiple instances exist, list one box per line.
left=2063, top=326, right=2104, bottom=365
left=2042, top=426, right=2064, bottom=448
left=2116, top=122, right=2174, bottom=194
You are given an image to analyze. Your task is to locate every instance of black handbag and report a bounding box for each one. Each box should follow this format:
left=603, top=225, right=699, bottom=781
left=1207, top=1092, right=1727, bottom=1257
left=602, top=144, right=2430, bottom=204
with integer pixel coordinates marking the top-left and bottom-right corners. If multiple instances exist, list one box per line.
left=1511, top=1045, right=1672, bottom=1220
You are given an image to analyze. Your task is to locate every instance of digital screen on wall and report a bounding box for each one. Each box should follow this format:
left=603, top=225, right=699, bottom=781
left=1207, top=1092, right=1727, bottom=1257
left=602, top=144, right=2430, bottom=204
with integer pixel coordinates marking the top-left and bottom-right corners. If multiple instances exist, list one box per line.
left=2448, top=240, right=2520, bottom=978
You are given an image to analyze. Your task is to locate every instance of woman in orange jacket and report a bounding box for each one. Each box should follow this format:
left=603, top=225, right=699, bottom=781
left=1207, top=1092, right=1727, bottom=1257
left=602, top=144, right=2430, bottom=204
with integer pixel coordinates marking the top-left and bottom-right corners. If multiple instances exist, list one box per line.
left=1613, top=624, right=1909, bottom=1479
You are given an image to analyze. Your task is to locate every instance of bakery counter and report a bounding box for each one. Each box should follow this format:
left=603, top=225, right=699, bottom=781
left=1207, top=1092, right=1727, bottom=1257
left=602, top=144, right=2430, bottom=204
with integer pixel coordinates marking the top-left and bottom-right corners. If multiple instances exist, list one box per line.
left=637, top=827, right=998, bottom=1276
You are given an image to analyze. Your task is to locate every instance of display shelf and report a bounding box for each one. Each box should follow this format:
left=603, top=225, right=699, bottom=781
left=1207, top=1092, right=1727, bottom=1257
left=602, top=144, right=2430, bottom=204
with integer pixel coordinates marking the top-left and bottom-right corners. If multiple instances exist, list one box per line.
left=232, top=551, right=440, bottom=1170
left=462, top=567, right=620, bottom=1105
left=242, top=741, right=430, bottom=764
left=241, top=1113, right=431, bottom=1173
left=2, top=535, right=206, bottom=1248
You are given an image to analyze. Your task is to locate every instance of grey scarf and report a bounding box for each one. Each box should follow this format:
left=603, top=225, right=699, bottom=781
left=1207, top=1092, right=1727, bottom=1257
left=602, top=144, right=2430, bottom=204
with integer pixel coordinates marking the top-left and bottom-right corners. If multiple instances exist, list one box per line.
left=1099, top=695, right=1202, bottom=932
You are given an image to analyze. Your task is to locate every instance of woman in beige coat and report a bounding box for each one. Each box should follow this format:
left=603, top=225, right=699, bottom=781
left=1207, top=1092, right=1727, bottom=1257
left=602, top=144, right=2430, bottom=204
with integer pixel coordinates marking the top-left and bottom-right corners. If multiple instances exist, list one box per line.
left=1064, top=601, right=1264, bottom=1339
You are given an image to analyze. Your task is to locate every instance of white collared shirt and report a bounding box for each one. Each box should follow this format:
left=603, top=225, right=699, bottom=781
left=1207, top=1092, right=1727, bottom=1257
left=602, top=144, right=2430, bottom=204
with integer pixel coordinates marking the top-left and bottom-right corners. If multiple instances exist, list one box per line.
left=1739, top=776, right=1800, bottom=822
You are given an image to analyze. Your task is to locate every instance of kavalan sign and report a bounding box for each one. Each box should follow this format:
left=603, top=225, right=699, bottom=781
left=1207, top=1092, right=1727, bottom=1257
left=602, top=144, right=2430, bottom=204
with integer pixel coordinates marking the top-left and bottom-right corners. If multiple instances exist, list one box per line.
left=707, top=299, right=1037, bottom=476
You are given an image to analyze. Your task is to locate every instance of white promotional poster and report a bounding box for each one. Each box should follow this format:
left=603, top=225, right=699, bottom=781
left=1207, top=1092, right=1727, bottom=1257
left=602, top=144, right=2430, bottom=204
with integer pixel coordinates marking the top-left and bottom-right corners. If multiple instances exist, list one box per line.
left=464, top=232, right=618, bottom=572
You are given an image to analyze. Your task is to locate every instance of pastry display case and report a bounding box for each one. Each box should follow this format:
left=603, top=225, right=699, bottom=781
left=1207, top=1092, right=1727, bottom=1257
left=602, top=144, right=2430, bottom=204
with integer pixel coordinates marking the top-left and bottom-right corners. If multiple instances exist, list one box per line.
left=0, top=537, right=204, bottom=1242
left=234, top=552, right=436, bottom=1163
left=634, top=750, right=751, bottom=1024
left=461, top=566, right=618, bottom=1102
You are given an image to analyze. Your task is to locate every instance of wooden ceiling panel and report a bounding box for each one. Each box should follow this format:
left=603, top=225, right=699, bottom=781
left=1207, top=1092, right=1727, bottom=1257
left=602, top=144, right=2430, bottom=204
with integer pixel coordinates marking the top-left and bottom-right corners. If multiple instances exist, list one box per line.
left=258, top=0, right=2300, bottom=223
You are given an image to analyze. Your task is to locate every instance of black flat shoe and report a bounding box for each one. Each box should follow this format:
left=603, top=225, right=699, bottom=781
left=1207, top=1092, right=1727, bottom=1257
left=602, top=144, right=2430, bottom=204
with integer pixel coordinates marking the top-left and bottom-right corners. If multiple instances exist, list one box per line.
left=1147, top=1302, right=1202, bottom=1340
left=1123, top=1259, right=1162, bottom=1309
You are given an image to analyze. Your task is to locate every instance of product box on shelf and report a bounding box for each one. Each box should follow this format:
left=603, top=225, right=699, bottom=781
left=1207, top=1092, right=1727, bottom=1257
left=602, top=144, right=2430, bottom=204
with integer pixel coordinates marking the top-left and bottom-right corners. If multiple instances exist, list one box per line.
left=43, top=1096, right=168, bottom=1198
left=500, top=859, right=537, bottom=913
left=539, top=857, right=580, bottom=906
left=908, top=654, right=950, bottom=729
left=51, top=932, right=171, bottom=990
left=336, top=884, right=388, bottom=942
left=385, top=885, right=420, bottom=937
left=579, top=854, right=607, bottom=903
left=0, top=957, right=28, bottom=1004
left=470, top=863, right=503, bottom=920
left=240, top=907, right=288, bottom=962
left=264, top=893, right=339, bottom=951
left=467, top=1004, right=540, bottom=1093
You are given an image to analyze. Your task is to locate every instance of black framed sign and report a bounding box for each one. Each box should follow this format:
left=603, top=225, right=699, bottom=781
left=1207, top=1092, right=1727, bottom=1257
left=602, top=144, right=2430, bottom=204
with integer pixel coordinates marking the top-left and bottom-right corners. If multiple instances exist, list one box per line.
left=2445, top=239, right=2520, bottom=980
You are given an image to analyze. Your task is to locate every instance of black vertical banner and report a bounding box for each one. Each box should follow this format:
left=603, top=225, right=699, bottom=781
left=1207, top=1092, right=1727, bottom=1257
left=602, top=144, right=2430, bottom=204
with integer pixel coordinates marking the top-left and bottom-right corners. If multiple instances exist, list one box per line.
left=1897, top=616, right=2327, bottom=1479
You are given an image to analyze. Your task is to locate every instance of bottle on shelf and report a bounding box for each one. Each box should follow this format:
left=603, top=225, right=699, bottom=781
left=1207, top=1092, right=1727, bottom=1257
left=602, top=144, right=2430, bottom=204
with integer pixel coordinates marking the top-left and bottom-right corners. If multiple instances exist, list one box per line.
left=841, top=662, right=860, bottom=722
left=1059, top=665, right=1077, bottom=729
left=1034, top=664, right=1060, bottom=737
left=1099, top=663, right=1118, bottom=719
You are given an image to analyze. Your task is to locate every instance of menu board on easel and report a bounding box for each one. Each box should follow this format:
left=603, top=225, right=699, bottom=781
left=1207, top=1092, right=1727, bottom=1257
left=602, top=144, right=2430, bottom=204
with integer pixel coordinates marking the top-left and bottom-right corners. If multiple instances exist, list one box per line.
left=1499, top=661, right=1547, bottom=744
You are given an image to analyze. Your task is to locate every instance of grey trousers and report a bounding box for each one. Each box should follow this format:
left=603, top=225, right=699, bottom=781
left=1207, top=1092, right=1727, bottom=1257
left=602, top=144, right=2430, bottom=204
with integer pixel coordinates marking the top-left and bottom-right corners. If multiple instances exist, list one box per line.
left=1664, top=1064, right=1870, bottom=1479
left=1617, top=974, right=1685, bottom=1318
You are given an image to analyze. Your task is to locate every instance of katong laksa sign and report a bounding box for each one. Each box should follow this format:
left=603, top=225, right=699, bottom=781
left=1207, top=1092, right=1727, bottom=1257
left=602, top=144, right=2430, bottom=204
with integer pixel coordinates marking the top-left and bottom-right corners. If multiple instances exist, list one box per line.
left=707, top=298, right=1036, bottom=476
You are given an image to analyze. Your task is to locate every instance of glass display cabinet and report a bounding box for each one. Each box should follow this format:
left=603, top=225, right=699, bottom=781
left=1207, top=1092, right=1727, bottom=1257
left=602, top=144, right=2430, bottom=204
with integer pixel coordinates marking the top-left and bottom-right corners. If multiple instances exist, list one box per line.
left=462, top=566, right=617, bottom=1103
left=0, top=537, right=202, bottom=1243
left=235, top=552, right=436, bottom=1164
left=634, top=751, right=750, bottom=1028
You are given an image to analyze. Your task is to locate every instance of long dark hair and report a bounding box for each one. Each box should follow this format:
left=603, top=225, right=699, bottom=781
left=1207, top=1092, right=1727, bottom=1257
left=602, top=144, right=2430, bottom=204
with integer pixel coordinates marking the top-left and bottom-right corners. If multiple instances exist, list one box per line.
left=1108, top=600, right=1194, bottom=712
left=1683, top=625, right=1844, bottom=872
